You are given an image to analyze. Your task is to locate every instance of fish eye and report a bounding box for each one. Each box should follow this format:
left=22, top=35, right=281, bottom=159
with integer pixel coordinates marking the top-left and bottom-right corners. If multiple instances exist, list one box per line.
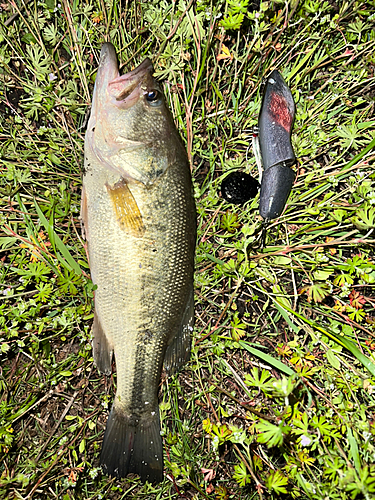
left=145, top=90, right=162, bottom=106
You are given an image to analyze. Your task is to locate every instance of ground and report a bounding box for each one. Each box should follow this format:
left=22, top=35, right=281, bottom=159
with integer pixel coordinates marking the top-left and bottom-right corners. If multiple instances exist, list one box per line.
left=0, top=1, right=375, bottom=499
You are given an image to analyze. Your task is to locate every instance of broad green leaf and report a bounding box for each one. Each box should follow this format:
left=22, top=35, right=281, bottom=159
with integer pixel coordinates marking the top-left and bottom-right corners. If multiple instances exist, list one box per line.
left=274, top=303, right=300, bottom=334
left=34, top=200, right=81, bottom=275
left=238, top=341, right=296, bottom=376
left=273, top=255, right=292, bottom=265
left=326, top=349, right=341, bottom=369
left=347, top=428, right=360, bottom=474
left=233, top=461, right=250, bottom=487
left=0, top=237, right=17, bottom=249
left=79, top=439, right=85, bottom=453
left=256, top=420, right=289, bottom=447
left=314, top=270, right=332, bottom=281
left=21, top=33, right=37, bottom=44
left=266, top=470, right=288, bottom=494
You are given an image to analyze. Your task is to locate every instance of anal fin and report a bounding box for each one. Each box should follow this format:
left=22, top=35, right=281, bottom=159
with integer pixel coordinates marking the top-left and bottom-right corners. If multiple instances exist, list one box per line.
left=92, top=311, right=113, bottom=375
left=164, top=288, right=194, bottom=375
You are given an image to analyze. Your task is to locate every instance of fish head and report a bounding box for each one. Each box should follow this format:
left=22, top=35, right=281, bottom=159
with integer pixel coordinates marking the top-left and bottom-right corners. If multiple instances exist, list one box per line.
left=87, top=43, right=182, bottom=186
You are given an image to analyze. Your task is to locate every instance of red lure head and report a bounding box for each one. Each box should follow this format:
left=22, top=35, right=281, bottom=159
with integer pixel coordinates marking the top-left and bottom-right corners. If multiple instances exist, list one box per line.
left=269, top=91, right=293, bottom=133
left=258, top=70, right=295, bottom=171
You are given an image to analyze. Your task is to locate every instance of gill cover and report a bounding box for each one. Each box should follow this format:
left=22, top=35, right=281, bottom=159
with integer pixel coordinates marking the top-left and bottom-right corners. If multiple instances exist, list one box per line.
left=258, top=70, right=296, bottom=220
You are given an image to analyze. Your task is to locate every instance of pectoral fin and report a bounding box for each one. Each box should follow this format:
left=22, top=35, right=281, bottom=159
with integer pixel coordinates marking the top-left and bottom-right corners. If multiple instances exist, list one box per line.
left=80, top=185, right=88, bottom=241
left=106, top=179, right=145, bottom=237
left=164, top=287, right=194, bottom=375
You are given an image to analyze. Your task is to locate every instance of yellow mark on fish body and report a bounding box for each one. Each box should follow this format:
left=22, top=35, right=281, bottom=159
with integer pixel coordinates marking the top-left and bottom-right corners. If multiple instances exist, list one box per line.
left=106, top=179, right=145, bottom=237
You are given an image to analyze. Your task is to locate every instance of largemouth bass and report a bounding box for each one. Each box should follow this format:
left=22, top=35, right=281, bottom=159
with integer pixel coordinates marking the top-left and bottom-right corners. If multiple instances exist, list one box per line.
left=81, top=43, right=196, bottom=483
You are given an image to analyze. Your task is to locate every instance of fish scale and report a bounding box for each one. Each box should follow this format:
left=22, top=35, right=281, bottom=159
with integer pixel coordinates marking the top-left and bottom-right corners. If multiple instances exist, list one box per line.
left=81, top=43, right=196, bottom=482
left=89, top=169, right=190, bottom=394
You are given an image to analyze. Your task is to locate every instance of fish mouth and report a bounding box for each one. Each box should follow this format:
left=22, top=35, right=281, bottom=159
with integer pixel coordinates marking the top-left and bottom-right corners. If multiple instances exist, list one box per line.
left=108, top=58, right=154, bottom=108
left=94, top=43, right=121, bottom=98
left=93, top=43, right=154, bottom=109
left=114, top=58, right=153, bottom=85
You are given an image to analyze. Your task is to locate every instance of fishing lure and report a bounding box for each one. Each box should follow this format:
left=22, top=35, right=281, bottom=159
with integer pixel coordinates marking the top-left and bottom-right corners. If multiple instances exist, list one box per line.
left=258, top=70, right=296, bottom=221
left=220, top=70, right=296, bottom=247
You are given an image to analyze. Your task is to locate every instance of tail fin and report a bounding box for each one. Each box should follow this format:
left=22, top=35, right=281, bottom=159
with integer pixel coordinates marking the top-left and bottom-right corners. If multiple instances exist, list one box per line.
left=100, top=404, right=163, bottom=483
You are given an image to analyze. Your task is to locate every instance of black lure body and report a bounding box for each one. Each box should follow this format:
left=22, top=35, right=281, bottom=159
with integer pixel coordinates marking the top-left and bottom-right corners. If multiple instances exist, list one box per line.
left=221, top=172, right=259, bottom=205
left=258, top=70, right=296, bottom=220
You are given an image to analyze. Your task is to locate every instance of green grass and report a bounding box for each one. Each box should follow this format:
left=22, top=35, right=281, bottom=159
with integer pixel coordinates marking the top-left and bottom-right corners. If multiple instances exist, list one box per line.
left=1, top=0, right=375, bottom=499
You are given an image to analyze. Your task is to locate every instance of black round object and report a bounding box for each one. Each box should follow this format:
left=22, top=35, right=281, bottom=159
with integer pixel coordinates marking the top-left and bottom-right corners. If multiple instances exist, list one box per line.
left=221, top=172, right=260, bottom=205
